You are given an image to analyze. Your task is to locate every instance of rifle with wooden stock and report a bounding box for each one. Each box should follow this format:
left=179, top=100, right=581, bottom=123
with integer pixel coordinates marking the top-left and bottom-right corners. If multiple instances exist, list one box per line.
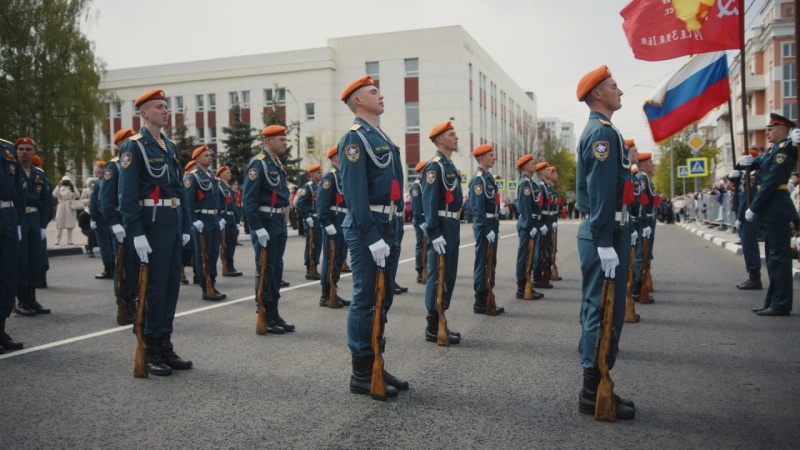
left=255, top=248, right=269, bottom=335
left=523, top=237, right=536, bottom=300
left=486, top=241, right=497, bottom=316
left=370, top=266, right=387, bottom=401
left=220, top=228, right=229, bottom=276
left=198, top=233, right=215, bottom=298
left=435, top=253, right=449, bottom=346
left=116, top=242, right=127, bottom=325
left=624, top=242, right=639, bottom=323
left=639, top=238, right=652, bottom=304
left=420, top=235, right=428, bottom=284
left=595, top=278, right=617, bottom=421
left=133, top=263, right=148, bottom=378
left=327, top=238, right=339, bottom=309
left=551, top=229, right=560, bottom=280
left=307, top=226, right=318, bottom=278
left=540, top=232, right=551, bottom=288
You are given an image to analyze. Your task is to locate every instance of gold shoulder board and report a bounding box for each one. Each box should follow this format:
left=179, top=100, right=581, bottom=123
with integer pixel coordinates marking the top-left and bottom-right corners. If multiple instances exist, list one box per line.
left=597, top=119, right=612, bottom=127
left=432, top=156, right=441, bottom=162
left=130, top=133, right=142, bottom=141
left=255, top=153, right=266, bottom=160
left=350, top=124, right=362, bottom=131
left=110, top=156, right=119, bottom=162
left=476, top=170, right=483, bottom=177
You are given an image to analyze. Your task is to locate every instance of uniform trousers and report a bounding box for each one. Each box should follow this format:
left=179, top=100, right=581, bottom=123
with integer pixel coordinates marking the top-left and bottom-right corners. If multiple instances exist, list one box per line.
left=0, top=207, right=18, bottom=317
left=139, top=206, right=182, bottom=337
left=250, top=212, right=287, bottom=304
left=760, top=221, right=793, bottom=312
left=424, top=218, right=460, bottom=311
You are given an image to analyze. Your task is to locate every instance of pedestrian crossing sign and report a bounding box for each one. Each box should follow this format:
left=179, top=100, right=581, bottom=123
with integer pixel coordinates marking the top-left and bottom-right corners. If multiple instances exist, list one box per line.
left=677, top=165, right=688, bottom=178
left=496, top=179, right=505, bottom=191
left=686, top=157, right=708, bottom=177
left=507, top=181, right=518, bottom=193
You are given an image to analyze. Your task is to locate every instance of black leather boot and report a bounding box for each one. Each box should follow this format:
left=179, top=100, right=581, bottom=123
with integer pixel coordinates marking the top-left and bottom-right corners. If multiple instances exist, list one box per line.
left=319, top=284, right=337, bottom=308
left=393, top=283, right=408, bottom=294
left=335, top=287, right=351, bottom=306
left=515, top=279, right=544, bottom=300
left=225, top=262, right=242, bottom=277
left=737, top=271, right=762, bottom=290
left=272, top=303, right=294, bottom=332
left=424, top=311, right=460, bottom=344
left=578, top=367, right=635, bottom=420
left=161, top=334, right=193, bottom=370
left=145, top=336, right=172, bottom=376
left=95, top=262, right=114, bottom=279
left=28, top=288, right=50, bottom=314
left=15, top=288, right=36, bottom=317
left=263, top=303, right=286, bottom=334
left=416, top=269, right=423, bottom=284
left=212, top=280, right=227, bottom=299
left=473, top=292, right=506, bottom=315
left=0, top=317, right=23, bottom=350
left=349, top=355, right=398, bottom=400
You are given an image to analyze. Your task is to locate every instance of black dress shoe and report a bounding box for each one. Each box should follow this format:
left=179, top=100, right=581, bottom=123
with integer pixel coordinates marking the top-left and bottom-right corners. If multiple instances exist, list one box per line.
left=280, top=280, right=290, bottom=287
left=757, top=308, right=790, bottom=316
left=224, top=269, right=243, bottom=277
left=383, top=370, right=409, bottom=391
left=393, top=286, right=404, bottom=295
left=0, top=332, right=23, bottom=350
left=396, top=284, right=408, bottom=293
left=202, top=292, right=226, bottom=301
left=213, top=287, right=227, bottom=299
left=95, top=271, right=112, bottom=279
left=473, top=305, right=506, bottom=315
left=15, top=304, right=36, bottom=316
left=736, top=279, right=762, bottom=290
left=305, top=274, right=320, bottom=281
left=751, top=306, right=766, bottom=313
left=341, top=265, right=352, bottom=273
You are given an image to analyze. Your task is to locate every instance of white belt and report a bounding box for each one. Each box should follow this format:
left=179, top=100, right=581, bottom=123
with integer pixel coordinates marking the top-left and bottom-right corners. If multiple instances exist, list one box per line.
left=531, top=213, right=541, bottom=220
left=25, top=206, right=38, bottom=213
left=140, top=198, right=180, bottom=207
left=195, top=209, right=217, bottom=215
left=437, top=210, right=459, bottom=219
left=310, top=213, right=318, bottom=217
left=369, top=204, right=396, bottom=215
left=0, top=200, right=14, bottom=208
left=224, top=210, right=235, bottom=215
left=395, top=211, right=404, bottom=218
left=615, top=211, right=627, bottom=222
left=259, top=206, right=285, bottom=214
left=330, top=206, right=348, bottom=214
left=645, top=213, right=654, bottom=218
left=486, top=213, right=496, bottom=218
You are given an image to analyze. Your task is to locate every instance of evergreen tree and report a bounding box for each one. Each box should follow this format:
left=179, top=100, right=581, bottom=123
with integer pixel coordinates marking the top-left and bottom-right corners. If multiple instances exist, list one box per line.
left=220, top=104, right=256, bottom=184
left=166, top=124, right=197, bottom=169
left=539, top=137, right=578, bottom=200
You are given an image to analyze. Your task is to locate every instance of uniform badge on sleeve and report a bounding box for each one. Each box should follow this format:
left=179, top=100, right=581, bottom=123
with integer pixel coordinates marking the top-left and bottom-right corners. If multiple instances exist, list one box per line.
left=776, top=154, right=786, bottom=164
left=322, top=179, right=331, bottom=189
left=412, top=188, right=419, bottom=197
left=120, top=152, right=132, bottom=169
left=104, top=167, right=112, bottom=180
left=345, top=144, right=360, bottom=163
left=248, top=167, right=258, bottom=181
left=298, top=188, right=306, bottom=196
left=426, top=170, right=437, bottom=184
left=474, top=184, right=483, bottom=195
left=184, top=178, right=192, bottom=188
left=523, top=186, right=531, bottom=196
left=593, top=141, right=609, bottom=162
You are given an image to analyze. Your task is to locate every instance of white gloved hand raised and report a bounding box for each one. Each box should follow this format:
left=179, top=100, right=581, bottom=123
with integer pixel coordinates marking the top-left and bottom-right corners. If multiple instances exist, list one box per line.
left=529, top=227, right=538, bottom=238
left=792, top=128, right=800, bottom=145
left=182, top=234, right=190, bottom=246
left=597, top=246, right=619, bottom=279
left=432, top=236, right=447, bottom=254
left=111, top=224, right=126, bottom=242
left=193, top=220, right=204, bottom=233
left=133, top=235, right=152, bottom=263
left=738, top=155, right=754, bottom=167
left=305, top=217, right=314, bottom=227
left=642, top=226, right=652, bottom=239
left=539, top=224, right=548, bottom=236
left=486, top=230, right=496, bottom=243
left=630, top=229, right=638, bottom=242
left=728, top=170, right=741, bottom=179
left=745, top=209, right=756, bottom=222
left=325, top=224, right=337, bottom=236
left=90, top=220, right=96, bottom=230
left=368, top=239, right=391, bottom=267
left=255, top=228, right=269, bottom=247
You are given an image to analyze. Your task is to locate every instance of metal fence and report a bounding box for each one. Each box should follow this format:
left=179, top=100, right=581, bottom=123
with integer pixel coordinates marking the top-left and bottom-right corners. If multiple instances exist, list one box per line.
left=676, top=191, right=737, bottom=233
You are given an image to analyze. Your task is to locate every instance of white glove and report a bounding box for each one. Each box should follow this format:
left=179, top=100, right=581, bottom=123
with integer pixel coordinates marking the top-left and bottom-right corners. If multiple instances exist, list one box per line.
left=796, top=237, right=800, bottom=248
left=305, top=217, right=314, bottom=227
left=255, top=228, right=269, bottom=247
left=90, top=220, right=97, bottom=230
left=735, top=219, right=741, bottom=229
left=17, top=226, right=21, bottom=241
left=728, top=170, right=741, bottom=179
left=540, top=224, right=548, bottom=236
left=630, top=229, right=638, bottom=242
left=325, top=224, right=337, bottom=236
left=486, top=230, right=496, bottom=243
left=182, top=234, right=190, bottom=246
left=792, top=128, right=800, bottom=145
left=529, top=227, right=537, bottom=238
left=739, top=155, right=754, bottom=167
left=219, top=219, right=226, bottom=230
left=368, top=239, right=391, bottom=267
left=552, top=223, right=558, bottom=231
left=642, top=226, right=652, bottom=239
left=133, top=235, right=152, bottom=263
left=193, top=220, right=204, bottom=233
left=597, top=246, right=619, bottom=279
left=432, top=236, right=447, bottom=254
left=40, top=229, right=46, bottom=240
left=111, top=224, right=126, bottom=242
left=420, top=223, right=427, bottom=231
left=745, top=208, right=755, bottom=222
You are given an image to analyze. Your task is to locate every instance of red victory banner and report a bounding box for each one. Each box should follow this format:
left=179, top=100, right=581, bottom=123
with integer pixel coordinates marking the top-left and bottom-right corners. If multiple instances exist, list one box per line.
left=621, top=0, right=743, bottom=61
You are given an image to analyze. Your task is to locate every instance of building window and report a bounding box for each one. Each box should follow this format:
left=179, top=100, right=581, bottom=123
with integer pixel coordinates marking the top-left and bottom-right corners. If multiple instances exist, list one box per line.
left=196, top=95, right=204, bottom=112
left=306, top=136, right=315, bottom=151
left=264, top=88, right=285, bottom=106
left=783, top=103, right=797, bottom=122
left=196, top=126, right=205, bottom=141
left=165, top=97, right=171, bottom=111
left=103, top=133, right=111, bottom=147
left=783, top=42, right=795, bottom=58
left=404, top=58, right=419, bottom=77
left=208, top=93, right=216, bottom=111
left=784, top=63, right=796, bottom=98
left=405, top=102, right=419, bottom=133
left=241, top=91, right=250, bottom=108
left=366, top=61, right=379, bottom=80
left=305, top=102, right=315, bottom=120
left=229, top=91, right=239, bottom=106
left=175, top=96, right=184, bottom=113
left=209, top=127, right=217, bottom=143
left=113, top=102, right=122, bottom=118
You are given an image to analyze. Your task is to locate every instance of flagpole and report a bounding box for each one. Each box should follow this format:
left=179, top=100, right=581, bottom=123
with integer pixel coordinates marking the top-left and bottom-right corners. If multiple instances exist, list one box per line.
left=739, top=2, right=749, bottom=153
left=795, top=0, right=800, bottom=174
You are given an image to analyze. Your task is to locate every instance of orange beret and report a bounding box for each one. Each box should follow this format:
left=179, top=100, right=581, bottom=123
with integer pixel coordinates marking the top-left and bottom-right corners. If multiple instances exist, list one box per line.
left=307, top=164, right=322, bottom=173
left=535, top=162, right=549, bottom=171
left=748, top=148, right=759, bottom=157
left=638, top=152, right=652, bottom=162
left=548, top=166, right=557, bottom=173
left=341, top=75, right=375, bottom=102
left=192, top=145, right=209, bottom=159
left=114, top=129, right=135, bottom=145
left=624, top=139, right=635, bottom=148
left=184, top=160, right=196, bottom=172
left=472, top=144, right=493, bottom=157
left=326, top=145, right=338, bottom=159
left=14, top=137, right=33, bottom=148
left=576, top=65, right=612, bottom=101
left=631, top=164, right=639, bottom=174
left=134, top=89, right=166, bottom=108
left=429, top=121, right=454, bottom=141
left=95, top=160, right=106, bottom=168
left=215, top=166, right=230, bottom=177
left=32, top=155, right=42, bottom=167
left=415, top=160, right=428, bottom=173
left=516, top=154, right=534, bottom=168
left=261, top=125, right=287, bottom=137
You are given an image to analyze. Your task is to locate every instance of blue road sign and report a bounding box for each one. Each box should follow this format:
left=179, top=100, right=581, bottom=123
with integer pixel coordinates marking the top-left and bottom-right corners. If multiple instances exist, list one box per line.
left=686, top=157, right=708, bottom=177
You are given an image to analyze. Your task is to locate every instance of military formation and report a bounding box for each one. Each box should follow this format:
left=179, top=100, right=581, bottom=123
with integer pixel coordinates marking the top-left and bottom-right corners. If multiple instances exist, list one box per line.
left=2, top=69, right=796, bottom=423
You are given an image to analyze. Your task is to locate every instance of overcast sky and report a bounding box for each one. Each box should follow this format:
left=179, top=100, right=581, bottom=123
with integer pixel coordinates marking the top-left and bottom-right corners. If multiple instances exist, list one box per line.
left=80, top=0, right=763, bottom=155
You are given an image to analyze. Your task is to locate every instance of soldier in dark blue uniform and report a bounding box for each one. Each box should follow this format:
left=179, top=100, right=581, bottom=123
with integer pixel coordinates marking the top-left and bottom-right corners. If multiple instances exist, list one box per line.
left=739, top=113, right=799, bottom=316
left=118, top=89, right=193, bottom=376
left=729, top=147, right=762, bottom=290
left=181, top=160, right=197, bottom=285
left=514, top=155, right=544, bottom=300
left=338, top=75, right=408, bottom=398
left=15, top=137, right=51, bottom=317
left=216, top=165, right=242, bottom=277
left=532, top=162, right=553, bottom=288
left=184, top=145, right=226, bottom=301
left=316, top=146, right=351, bottom=307
left=242, top=125, right=295, bottom=334
left=100, top=128, right=138, bottom=324
left=422, top=121, right=462, bottom=344
left=90, top=160, right=115, bottom=279
left=469, top=144, right=506, bottom=314
left=0, top=138, right=25, bottom=352
left=575, top=66, right=635, bottom=419
left=295, top=164, right=323, bottom=280
left=546, top=166, right=563, bottom=281
left=632, top=153, right=655, bottom=302
left=410, top=161, right=427, bottom=284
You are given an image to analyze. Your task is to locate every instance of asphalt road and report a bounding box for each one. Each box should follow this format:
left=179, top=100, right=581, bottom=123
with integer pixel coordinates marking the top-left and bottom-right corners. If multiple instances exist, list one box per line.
left=1, top=221, right=798, bottom=449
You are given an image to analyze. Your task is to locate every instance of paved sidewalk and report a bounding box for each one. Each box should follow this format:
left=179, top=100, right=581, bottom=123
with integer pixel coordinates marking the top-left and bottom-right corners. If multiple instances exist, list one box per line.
left=676, top=219, right=800, bottom=281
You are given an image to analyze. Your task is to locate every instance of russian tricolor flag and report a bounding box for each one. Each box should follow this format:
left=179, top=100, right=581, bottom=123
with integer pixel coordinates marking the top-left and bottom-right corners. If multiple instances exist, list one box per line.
left=643, top=51, right=730, bottom=143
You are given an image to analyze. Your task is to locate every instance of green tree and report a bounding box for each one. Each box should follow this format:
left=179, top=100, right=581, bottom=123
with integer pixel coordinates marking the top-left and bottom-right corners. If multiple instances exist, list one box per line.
left=261, top=85, right=303, bottom=183
left=654, top=131, right=722, bottom=196
left=0, top=0, right=106, bottom=184
left=220, top=104, right=256, bottom=185
left=166, top=124, right=197, bottom=169
left=539, top=137, right=578, bottom=200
